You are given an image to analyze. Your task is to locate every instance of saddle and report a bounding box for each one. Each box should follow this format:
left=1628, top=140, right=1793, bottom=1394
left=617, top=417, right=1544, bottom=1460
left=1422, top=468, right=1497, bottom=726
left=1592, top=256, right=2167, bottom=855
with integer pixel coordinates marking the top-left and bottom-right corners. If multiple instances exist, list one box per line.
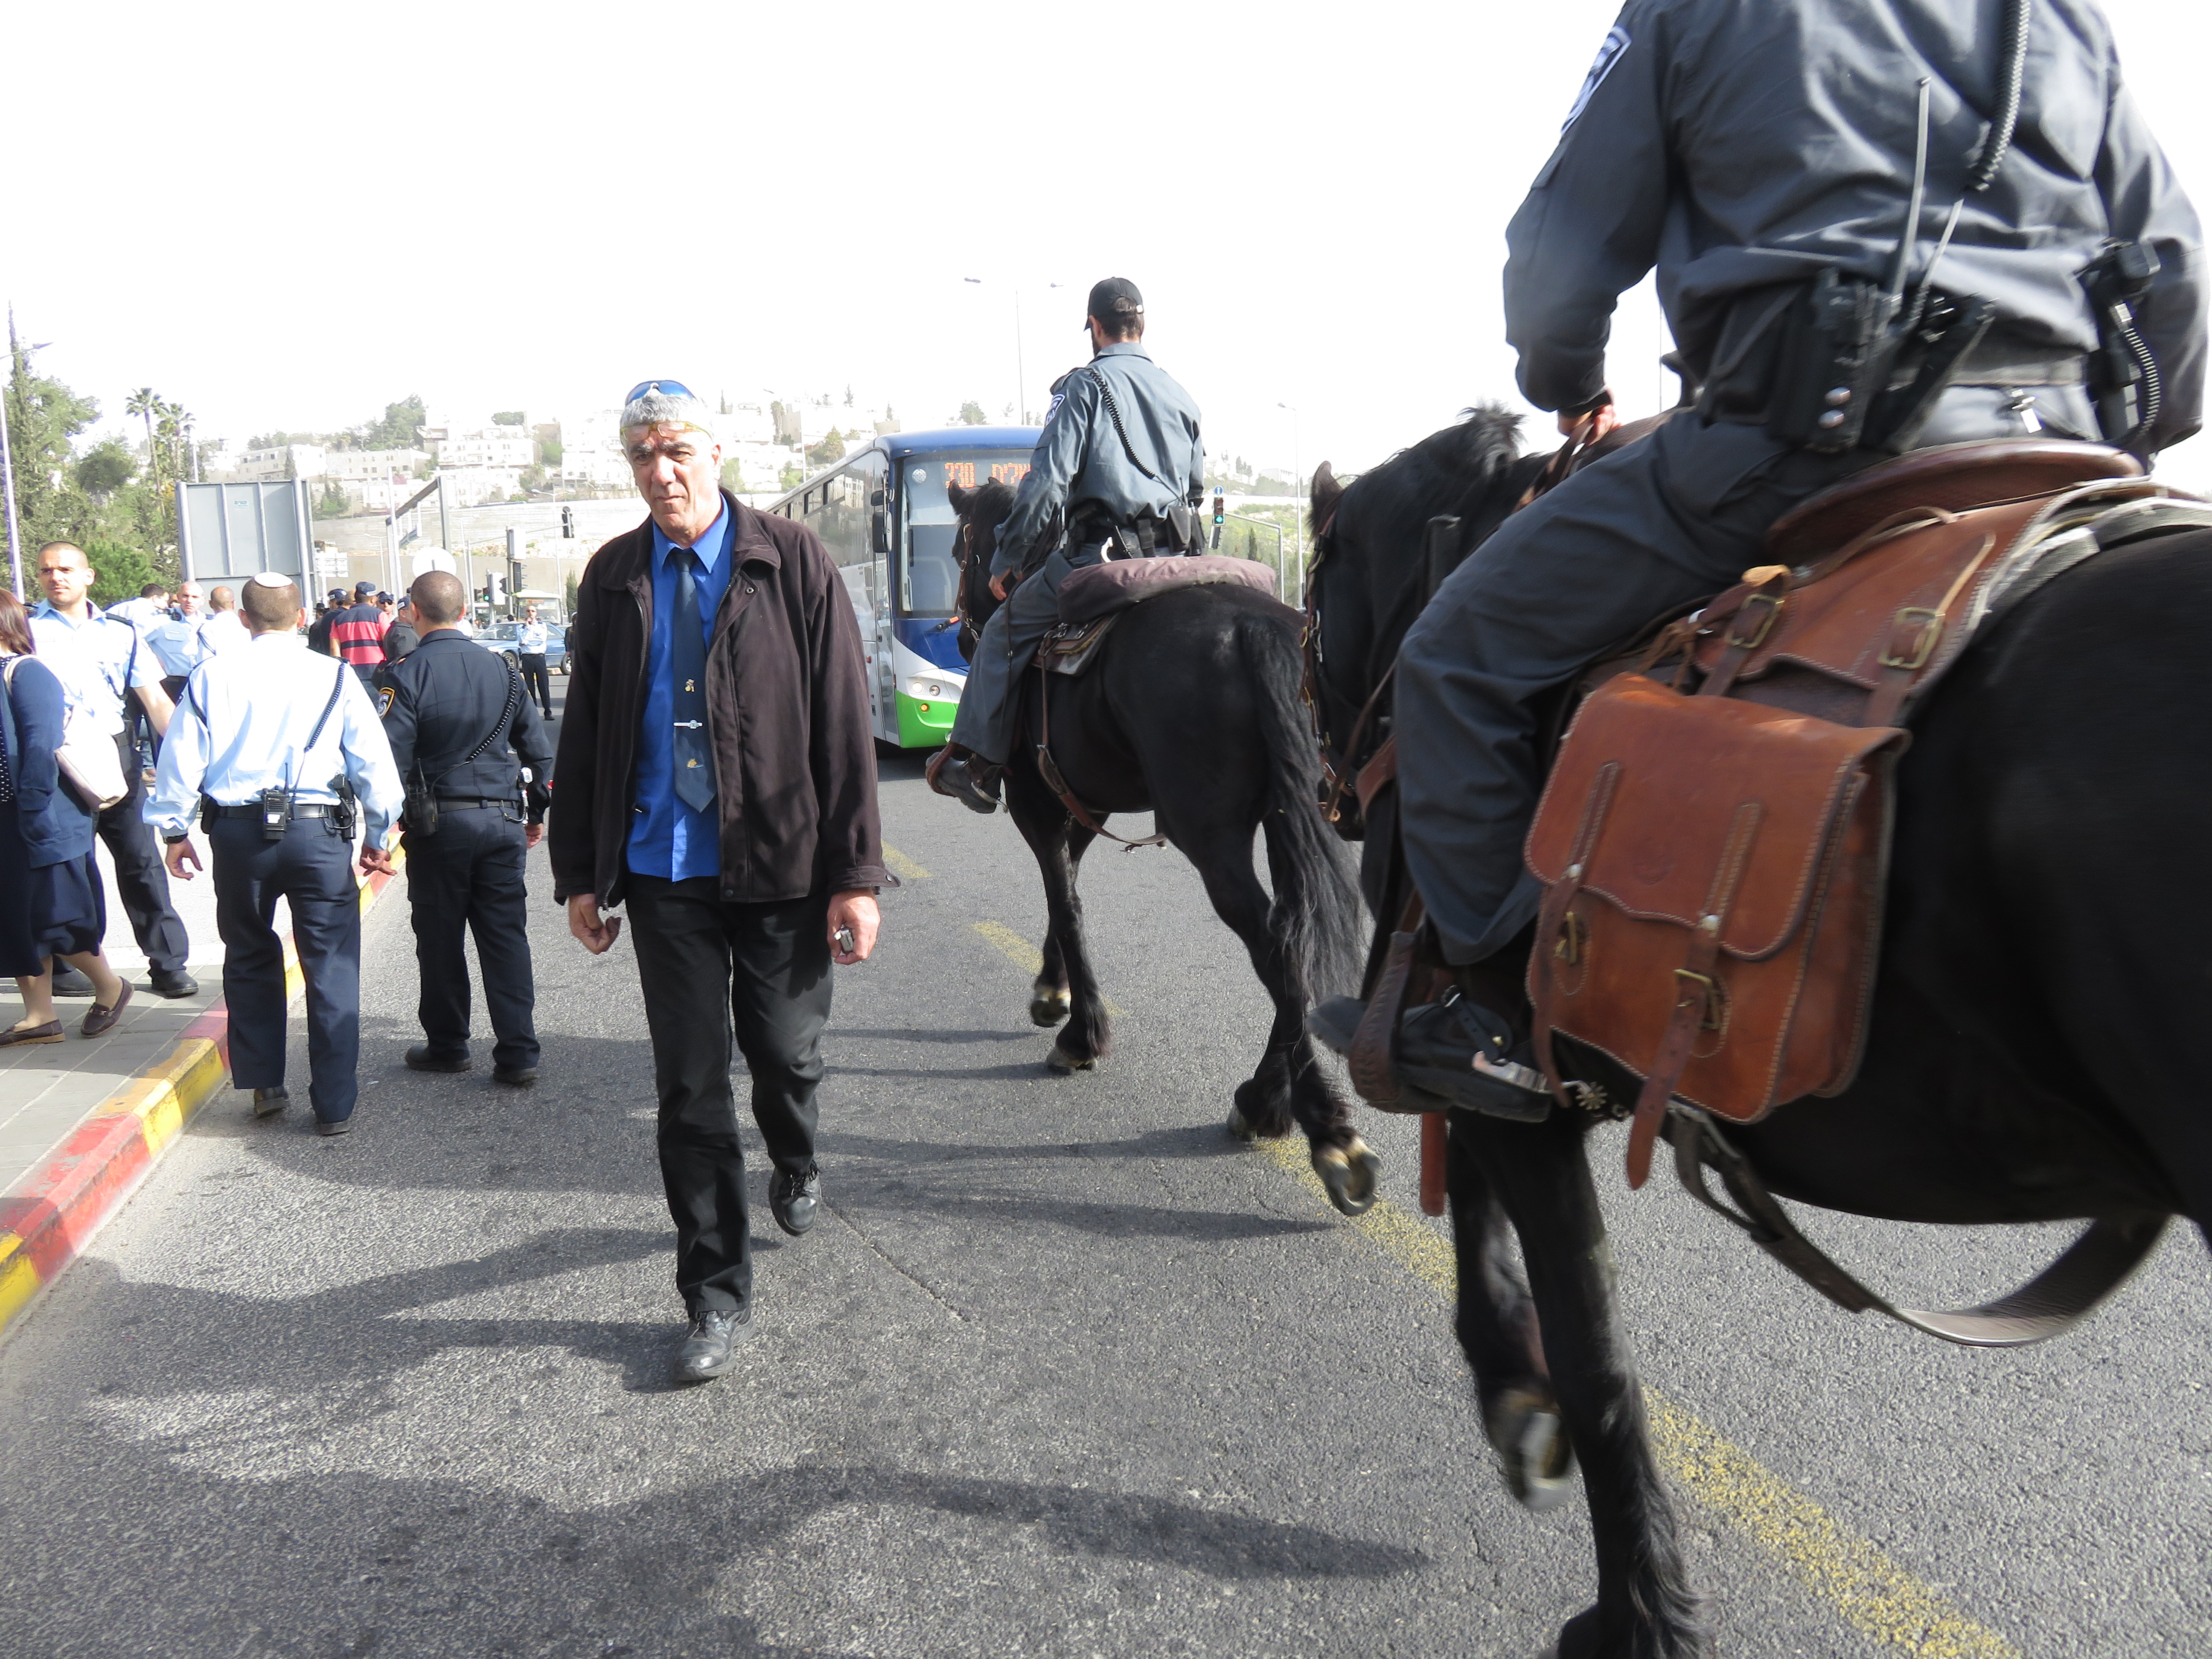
left=1522, top=439, right=2208, bottom=1194
left=1034, top=555, right=1278, bottom=676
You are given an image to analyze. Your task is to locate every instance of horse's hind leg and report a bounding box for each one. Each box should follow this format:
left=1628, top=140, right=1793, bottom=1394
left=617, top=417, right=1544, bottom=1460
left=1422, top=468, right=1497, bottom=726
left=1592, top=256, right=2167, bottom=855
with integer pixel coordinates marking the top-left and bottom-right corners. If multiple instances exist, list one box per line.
left=1447, top=1116, right=1576, bottom=1513
left=1028, top=824, right=1096, bottom=1028
left=1005, top=770, right=1110, bottom=1071
left=1179, top=822, right=1379, bottom=1216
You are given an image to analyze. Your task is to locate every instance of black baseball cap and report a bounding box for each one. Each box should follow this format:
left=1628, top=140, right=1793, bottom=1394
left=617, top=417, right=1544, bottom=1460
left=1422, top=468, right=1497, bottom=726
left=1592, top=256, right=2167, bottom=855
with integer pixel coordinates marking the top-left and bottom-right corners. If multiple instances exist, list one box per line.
left=327, top=588, right=348, bottom=602
left=354, top=580, right=377, bottom=597
left=1083, top=277, right=1144, bottom=330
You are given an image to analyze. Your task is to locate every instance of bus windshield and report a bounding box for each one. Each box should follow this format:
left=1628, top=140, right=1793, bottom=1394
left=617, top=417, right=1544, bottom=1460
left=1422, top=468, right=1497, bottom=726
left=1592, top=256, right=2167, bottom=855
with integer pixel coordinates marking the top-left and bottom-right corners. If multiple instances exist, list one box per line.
left=900, top=451, right=1032, bottom=617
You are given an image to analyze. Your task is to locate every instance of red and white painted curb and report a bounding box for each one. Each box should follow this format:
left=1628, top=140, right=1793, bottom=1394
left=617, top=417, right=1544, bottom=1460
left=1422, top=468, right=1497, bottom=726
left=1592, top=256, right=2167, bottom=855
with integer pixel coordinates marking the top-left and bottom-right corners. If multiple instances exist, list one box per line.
left=0, top=853, right=406, bottom=1339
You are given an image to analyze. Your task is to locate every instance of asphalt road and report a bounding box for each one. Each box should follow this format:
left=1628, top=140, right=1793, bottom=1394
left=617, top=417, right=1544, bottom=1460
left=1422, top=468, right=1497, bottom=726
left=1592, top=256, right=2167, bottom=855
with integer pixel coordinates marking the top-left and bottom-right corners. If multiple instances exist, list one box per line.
left=1, top=707, right=2207, bottom=1659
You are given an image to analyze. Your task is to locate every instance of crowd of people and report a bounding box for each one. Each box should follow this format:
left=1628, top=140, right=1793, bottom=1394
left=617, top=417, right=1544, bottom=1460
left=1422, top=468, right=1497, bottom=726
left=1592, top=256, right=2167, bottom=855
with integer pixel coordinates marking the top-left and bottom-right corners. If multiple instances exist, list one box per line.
left=0, top=375, right=890, bottom=1382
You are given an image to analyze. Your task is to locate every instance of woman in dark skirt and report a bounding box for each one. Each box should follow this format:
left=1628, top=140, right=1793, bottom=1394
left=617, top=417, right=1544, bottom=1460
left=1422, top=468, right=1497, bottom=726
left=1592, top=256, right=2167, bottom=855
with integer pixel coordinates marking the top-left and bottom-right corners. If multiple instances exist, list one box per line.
left=1, top=587, right=131, bottom=1045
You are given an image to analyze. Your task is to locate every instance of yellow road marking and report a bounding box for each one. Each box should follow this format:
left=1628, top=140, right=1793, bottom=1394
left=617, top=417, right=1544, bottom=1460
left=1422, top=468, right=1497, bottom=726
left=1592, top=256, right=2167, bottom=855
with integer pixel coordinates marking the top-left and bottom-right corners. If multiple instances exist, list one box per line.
left=972, top=922, right=1124, bottom=1017
left=964, top=917, right=2019, bottom=1653
left=1252, top=1137, right=2020, bottom=1658
left=883, top=843, right=931, bottom=882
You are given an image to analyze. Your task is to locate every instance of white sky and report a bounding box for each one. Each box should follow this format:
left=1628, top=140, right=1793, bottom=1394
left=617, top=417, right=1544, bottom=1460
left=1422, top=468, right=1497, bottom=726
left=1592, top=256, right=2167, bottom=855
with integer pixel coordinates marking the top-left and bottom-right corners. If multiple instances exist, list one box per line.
left=6, top=0, right=2208, bottom=485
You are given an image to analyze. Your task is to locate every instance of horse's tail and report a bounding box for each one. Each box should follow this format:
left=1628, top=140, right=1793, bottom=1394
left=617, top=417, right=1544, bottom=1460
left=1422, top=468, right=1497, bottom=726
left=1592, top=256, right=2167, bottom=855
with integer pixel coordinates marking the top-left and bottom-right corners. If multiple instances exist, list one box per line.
left=1240, top=608, right=1365, bottom=1001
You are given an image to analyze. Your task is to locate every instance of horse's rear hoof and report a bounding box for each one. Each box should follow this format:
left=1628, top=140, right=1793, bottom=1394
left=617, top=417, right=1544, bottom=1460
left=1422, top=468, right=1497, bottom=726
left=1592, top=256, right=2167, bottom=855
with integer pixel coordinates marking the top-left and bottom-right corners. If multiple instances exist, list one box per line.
left=1313, top=1136, right=1382, bottom=1217
left=1030, top=982, right=1072, bottom=1028
left=1490, top=1385, right=1580, bottom=1514
left=1046, top=1044, right=1095, bottom=1074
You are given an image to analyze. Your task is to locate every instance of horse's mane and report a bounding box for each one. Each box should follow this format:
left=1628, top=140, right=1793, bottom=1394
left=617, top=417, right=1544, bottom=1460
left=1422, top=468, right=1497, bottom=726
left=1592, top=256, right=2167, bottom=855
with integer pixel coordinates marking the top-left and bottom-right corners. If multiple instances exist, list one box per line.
left=964, top=477, right=1018, bottom=526
left=1389, top=402, right=1526, bottom=487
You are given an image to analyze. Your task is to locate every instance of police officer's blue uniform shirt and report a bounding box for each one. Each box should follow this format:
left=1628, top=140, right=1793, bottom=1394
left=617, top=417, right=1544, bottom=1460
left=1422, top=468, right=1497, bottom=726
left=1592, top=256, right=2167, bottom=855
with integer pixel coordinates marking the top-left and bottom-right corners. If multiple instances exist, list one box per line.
left=992, top=342, right=1205, bottom=577
left=144, top=612, right=211, bottom=678
left=146, top=630, right=405, bottom=849
left=29, top=600, right=165, bottom=742
left=629, top=501, right=735, bottom=882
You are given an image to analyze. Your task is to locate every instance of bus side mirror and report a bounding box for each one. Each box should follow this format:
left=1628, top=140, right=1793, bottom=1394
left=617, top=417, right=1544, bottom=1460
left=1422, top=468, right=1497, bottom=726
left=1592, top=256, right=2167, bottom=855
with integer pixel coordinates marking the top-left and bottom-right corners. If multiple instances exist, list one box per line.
left=870, top=508, right=889, bottom=555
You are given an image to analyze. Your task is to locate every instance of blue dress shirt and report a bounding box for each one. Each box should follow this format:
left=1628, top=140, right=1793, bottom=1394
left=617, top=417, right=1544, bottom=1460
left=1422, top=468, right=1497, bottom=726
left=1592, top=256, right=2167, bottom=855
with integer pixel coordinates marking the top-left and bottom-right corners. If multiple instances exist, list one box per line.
left=629, top=501, right=735, bottom=882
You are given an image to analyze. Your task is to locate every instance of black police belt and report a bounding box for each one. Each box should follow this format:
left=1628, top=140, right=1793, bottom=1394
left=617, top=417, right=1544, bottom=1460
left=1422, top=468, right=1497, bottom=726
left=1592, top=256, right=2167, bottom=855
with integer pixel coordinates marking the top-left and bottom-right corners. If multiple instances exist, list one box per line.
left=201, top=799, right=341, bottom=824
left=1067, top=506, right=1196, bottom=560
left=434, top=795, right=522, bottom=813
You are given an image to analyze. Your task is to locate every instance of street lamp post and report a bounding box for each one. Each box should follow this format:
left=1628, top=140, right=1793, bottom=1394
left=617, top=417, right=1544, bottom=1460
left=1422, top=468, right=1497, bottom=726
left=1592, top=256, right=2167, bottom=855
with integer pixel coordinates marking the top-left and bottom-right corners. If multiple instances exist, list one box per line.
left=1278, top=402, right=1303, bottom=608
left=965, top=277, right=1064, bottom=424
left=0, top=365, right=21, bottom=598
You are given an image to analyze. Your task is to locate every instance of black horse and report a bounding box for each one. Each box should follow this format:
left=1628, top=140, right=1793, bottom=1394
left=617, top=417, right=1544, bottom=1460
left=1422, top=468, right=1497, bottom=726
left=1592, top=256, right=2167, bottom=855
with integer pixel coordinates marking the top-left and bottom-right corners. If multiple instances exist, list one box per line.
left=1312, top=409, right=2209, bottom=1657
left=945, top=479, right=1382, bottom=1217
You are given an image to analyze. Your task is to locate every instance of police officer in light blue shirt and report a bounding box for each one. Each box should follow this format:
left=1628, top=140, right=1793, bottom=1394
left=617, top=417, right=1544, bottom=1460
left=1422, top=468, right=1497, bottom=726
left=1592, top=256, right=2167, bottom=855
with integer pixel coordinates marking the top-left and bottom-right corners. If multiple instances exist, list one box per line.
left=930, top=278, right=1205, bottom=812
left=29, top=540, right=197, bottom=997
left=150, top=571, right=404, bottom=1134
left=143, top=580, right=213, bottom=697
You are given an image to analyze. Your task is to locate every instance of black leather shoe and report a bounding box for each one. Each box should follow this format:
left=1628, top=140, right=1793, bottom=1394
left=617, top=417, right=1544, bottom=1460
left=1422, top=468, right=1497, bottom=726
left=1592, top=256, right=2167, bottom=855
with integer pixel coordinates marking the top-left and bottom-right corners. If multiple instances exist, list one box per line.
left=1309, top=992, right=1552, bottom=1122
left=405, top=1045, right=472, bottom=1073
left=926, top=747, right=1001, bottom=815
left=316, top=1116, right=352, bottom=1137
left=149, top=968, right=199, bottom=999
left=672, top=1307, right=751, bottom=1383
left=49, top=964, right=96, bottom=998
left=771, top=1165, right=821, bottom=1237
left=492, top=1065, right=538, bottom=1088
left=252, top=1086, right=290, bottom=1118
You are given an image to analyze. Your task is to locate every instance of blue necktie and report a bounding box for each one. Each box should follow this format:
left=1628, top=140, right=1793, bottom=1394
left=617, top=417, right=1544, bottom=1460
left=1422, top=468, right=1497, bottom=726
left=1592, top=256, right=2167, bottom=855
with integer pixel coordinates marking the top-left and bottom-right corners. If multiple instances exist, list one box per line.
left=671, top=548, right=715, bottom=813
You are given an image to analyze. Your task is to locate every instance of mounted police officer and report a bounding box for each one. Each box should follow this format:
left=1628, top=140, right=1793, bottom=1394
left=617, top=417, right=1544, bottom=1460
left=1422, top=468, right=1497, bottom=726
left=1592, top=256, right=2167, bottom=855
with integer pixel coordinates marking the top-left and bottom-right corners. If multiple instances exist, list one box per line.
left=929, top=277, right=1205, bottom=812
left=1374, top=0, right=2206, bottom=1111
left=148, top=572, right=403, bottom=1135
left=375, top=569, right=553, bottom=1086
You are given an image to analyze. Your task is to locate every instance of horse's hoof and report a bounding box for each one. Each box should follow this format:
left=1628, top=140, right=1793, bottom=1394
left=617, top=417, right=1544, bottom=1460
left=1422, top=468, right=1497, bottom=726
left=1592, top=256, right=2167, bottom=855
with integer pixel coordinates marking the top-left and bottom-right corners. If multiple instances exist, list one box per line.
left=1489, top=1385, right=1579, bottom=1514
left=1313, top=1136, right=1382, bottom=1217
left=1046, top=1044, right=1095, bottom=1074
left=1030, top=982, right=1071, bottom=1028
left=1227, top=1103, right=1259, bottom=1142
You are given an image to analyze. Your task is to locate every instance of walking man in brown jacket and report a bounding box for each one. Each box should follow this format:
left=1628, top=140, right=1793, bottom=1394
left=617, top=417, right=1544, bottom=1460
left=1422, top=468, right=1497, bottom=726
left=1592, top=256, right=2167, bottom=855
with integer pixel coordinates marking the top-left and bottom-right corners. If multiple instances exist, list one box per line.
left=551, top=380, right=888, bottom=1384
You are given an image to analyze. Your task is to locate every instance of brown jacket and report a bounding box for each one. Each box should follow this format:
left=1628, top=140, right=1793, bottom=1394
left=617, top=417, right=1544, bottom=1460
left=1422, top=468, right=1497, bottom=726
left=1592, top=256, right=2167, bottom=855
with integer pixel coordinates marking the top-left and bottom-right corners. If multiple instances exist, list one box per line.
left=549, top=492, right=889, bottom=906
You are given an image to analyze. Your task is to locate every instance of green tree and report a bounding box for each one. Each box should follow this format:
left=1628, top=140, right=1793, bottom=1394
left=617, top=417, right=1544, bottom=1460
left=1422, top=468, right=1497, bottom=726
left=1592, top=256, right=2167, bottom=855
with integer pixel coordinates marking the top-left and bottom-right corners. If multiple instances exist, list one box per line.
left=958, top=401, right=987, bottom=426
left=314, top=480, right=350, bottom=519
left=6, top=317, right=104, bottom=552
left=73, top=439, right=136, bottom=498
left=360, top=394, right=425, bottom=451
left=492, top=410, right=524, bottom=426
left=804, top=429, right=845, bottom=467
left=519, top=463, right=547, bottom=492
left=125, top=387, right=163, bottom=483
left=779, top=462, right=803, bottom=490
left=538, top=436, right=563, bottom=466
left=564, top=572, right=580, bottom=615
left=719, top=458, right=746, bottom=493
left=82, top=537, right=157, bottom=606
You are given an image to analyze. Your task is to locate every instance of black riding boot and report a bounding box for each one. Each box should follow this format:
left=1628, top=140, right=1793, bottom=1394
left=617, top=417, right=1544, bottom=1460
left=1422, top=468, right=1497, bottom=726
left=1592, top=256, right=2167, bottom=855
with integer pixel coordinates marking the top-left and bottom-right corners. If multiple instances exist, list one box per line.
left=927, top=745, right=1002, bottom=815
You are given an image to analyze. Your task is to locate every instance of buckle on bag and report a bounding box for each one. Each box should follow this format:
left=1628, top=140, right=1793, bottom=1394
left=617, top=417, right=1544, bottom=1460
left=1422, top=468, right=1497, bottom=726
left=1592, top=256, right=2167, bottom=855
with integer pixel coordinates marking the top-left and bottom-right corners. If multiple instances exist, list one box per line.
left=1724, top=591, right=1784, bottom=651
left=1878, top=607, right=1943, bottom=670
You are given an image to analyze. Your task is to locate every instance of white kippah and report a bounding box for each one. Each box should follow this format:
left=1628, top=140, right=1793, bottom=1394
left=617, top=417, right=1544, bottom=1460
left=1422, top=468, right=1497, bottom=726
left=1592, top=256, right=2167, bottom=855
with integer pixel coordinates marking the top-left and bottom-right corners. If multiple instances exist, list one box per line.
left=247, top=570, right=294, bottom=588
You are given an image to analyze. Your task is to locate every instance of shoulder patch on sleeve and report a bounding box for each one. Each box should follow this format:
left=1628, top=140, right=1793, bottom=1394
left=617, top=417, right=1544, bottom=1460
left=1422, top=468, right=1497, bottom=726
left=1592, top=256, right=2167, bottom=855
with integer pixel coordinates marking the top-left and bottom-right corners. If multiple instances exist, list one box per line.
left=1561, top=23, right=1630, bottom=133
left=377, top=686, right=397, bottom=718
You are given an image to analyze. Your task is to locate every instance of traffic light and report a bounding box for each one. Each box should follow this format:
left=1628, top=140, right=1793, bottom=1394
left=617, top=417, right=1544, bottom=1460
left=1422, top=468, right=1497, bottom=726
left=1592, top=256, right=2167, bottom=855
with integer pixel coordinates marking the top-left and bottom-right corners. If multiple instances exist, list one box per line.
left=560, top=505, right=575, bottom=538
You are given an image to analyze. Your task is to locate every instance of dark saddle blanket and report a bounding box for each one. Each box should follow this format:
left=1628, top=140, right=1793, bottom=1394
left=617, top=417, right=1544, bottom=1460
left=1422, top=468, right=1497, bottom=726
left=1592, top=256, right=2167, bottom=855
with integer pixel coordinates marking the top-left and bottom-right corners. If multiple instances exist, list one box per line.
left=1036, top=555, right=1279, bottom=676
left=1522, top=438, right=2212, bottom=1186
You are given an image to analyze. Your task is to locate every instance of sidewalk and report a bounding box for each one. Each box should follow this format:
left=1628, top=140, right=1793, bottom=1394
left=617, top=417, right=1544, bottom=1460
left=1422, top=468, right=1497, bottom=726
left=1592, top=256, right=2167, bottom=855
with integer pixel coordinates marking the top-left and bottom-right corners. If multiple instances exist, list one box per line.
left=0, top=842, right=395, bottom=1335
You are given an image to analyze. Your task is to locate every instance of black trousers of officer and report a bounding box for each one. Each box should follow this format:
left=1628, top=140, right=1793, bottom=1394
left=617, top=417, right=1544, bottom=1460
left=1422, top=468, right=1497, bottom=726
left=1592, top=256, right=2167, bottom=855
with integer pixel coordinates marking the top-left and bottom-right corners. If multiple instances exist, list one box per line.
left=404, top=804, right=538, bottom=1071
left=625, top=877, right=830, bottom=1314
left=518, top=653, right=553, bottom=718
left=210, top=815, right=360, bottom=1122
left=1396, top=387, right=2087, bottom=966
left=100, top=732, right=190, bottom=976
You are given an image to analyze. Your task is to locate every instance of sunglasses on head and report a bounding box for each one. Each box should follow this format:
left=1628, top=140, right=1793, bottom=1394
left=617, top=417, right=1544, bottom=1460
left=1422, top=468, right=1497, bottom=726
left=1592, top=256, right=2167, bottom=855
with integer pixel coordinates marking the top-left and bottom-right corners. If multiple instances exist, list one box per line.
left=624, top=380, right=696, bottom=405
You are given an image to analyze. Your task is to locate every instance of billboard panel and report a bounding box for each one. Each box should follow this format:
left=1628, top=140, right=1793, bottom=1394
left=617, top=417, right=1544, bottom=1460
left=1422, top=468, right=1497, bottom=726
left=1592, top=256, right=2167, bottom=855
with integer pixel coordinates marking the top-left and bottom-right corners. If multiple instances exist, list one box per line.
left=176, top=480, right=312, bottom=584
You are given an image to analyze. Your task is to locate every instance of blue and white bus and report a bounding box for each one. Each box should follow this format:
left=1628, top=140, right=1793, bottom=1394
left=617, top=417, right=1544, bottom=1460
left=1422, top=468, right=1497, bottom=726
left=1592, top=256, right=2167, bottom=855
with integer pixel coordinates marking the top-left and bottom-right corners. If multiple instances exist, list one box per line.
left=767, top=425, right=1039, bottom=748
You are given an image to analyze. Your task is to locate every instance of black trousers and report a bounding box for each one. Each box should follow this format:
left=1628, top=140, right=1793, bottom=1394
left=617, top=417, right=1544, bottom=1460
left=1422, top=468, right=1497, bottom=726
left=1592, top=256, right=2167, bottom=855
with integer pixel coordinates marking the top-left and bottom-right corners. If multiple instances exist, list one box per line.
left=210, top=815, right=360, bottom=1122
left=403, top=805, right=538, bottom=1071
left=518, top=653, right=552, bottom=716
left=625, top=878, right=831, bottom=1314
left=98, top=732, right=189, bottom=975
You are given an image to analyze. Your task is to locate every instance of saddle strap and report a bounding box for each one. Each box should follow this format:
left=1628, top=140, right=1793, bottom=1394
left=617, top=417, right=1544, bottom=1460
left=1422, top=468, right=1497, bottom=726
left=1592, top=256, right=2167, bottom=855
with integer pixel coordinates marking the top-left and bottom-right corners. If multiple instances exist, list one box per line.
left=1349, top=928, right=1417, bottom=1106
left=1624, top=800, right=1763, bottom=1189
left=1671, top=1104, right=2169, bottom=1346
left=1031, top=670, right=1168, bottom=851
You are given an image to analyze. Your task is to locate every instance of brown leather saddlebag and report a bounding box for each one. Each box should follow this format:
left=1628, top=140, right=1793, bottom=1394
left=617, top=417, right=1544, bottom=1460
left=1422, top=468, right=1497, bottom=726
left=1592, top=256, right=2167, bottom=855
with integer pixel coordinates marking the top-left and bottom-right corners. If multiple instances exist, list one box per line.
left=1525, top=674, right=1907, bottom=1179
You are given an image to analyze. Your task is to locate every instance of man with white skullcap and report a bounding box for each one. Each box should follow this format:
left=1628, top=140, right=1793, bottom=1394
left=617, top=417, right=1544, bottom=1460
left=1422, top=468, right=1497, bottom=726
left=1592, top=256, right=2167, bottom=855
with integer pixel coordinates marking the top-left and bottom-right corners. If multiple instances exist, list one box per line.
left=148, top=571, right=404, bottom=1135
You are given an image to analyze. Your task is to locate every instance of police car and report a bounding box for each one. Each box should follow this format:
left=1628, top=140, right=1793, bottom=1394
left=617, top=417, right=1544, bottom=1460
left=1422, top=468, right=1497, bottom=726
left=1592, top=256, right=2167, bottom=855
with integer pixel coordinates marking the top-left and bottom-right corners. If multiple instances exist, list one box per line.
left=474, top=620, right=569, bottom=674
